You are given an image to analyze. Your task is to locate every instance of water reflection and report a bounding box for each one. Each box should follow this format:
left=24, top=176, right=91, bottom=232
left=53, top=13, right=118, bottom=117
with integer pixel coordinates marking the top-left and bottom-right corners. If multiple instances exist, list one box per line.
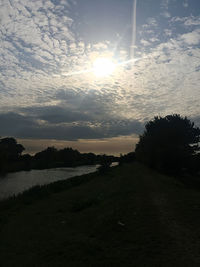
left=0, top=165, right=98, bottom=200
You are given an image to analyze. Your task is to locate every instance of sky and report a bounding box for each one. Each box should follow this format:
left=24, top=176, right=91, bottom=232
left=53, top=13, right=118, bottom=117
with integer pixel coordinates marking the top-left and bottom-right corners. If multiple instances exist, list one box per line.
left=0, top=0, right=200, bottom=155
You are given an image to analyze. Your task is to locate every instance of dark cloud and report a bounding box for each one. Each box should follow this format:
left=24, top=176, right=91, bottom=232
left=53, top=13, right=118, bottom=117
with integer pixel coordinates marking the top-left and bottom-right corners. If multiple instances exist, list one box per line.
left=19, top=106, right=91, bottom=123
left=0, top=110, right=143, bottom=141
left=102, top=119, right=144, bottom=136
left=53, top=88, right=120, bottom=121
left=18, top=124, right=101, bottom=140
left=0, top=112, right=37, bottom=137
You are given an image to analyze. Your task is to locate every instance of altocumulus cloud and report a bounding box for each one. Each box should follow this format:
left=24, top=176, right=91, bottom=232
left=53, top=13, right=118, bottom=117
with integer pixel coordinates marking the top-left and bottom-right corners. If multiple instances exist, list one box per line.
left=0, top=0, right=199, bottom=143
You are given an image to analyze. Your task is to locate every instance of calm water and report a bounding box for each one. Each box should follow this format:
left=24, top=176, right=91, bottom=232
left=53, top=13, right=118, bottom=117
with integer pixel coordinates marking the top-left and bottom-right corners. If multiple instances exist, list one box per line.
left=0, top=165, right=99, bottom=200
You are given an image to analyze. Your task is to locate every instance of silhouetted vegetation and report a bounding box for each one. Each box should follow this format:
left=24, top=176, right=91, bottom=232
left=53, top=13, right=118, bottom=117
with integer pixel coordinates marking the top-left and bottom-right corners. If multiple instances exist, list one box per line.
left=32, top=147, right=117, bottom=170
left=97, top=154, right=112, bottom=173
left=119, top=152, right=136, bottom=165
left=0, top=138, right=25, bottom=173
left=135, top=114, right=200, bottom=174
left=0, top=138, right=118, bottom=174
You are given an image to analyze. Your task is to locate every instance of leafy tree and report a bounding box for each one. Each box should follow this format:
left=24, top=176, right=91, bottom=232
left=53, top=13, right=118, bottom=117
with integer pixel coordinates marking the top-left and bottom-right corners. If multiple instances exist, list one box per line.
left=135, top=114, right=200, bottom=172
left=33, top=147, right=58, bottom=168
left=0, top=138, right=25, bottom=172
left=0, top=137, right=24, bottom=161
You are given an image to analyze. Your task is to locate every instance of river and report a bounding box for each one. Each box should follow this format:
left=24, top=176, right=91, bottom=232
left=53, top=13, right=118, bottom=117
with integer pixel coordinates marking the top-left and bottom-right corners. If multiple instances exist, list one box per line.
left=0, top=165, right=99, bottom=200
left=0, top=162, right=118, bottom=200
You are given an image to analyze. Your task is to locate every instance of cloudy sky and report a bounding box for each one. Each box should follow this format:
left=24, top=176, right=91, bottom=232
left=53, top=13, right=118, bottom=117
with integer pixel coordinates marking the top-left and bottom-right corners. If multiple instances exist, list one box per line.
left=0, top=0, right=199, bottom=155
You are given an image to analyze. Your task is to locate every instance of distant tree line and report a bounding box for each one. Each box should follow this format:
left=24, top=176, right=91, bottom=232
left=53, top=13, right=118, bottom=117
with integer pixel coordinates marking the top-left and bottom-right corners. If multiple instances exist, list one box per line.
left=0, top=138, right=118, bottom=174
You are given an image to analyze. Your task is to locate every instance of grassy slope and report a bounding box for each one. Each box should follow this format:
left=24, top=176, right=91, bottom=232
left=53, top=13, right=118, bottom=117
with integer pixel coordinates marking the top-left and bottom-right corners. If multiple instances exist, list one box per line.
left=1, top=162, right=200, bottom=266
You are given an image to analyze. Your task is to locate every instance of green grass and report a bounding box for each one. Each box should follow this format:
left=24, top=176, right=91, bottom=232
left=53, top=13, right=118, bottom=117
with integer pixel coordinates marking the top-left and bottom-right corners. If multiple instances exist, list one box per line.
left=1, top=162, right=200, bottom=266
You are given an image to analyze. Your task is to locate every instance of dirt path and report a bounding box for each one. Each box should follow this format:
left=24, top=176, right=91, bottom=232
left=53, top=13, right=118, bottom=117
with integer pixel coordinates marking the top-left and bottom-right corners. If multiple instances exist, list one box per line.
left=137, top=169, right=200, bottom=266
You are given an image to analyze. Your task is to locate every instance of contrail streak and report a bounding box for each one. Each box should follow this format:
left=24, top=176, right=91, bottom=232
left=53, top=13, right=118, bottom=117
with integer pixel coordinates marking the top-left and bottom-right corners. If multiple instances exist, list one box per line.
left=117, top=58, right=140, bottom=66
left=130, top=0, right=137, bottom=60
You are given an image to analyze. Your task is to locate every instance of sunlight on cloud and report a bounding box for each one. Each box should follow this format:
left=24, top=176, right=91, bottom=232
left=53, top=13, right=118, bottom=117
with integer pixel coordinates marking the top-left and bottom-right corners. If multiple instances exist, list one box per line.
left=0, top=0, right=200, bottom=127
left=92, top=57, right=116, bottom=77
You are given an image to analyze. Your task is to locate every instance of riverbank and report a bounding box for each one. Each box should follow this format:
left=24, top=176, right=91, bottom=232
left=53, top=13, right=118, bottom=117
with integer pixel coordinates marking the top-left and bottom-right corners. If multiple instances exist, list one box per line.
left=1, top=162, right=200, bottom=266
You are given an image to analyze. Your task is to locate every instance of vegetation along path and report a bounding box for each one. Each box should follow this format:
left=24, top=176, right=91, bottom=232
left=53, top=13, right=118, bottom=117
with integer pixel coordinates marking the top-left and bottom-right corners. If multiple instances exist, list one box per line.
left=1, top=162, right=200, bottom=266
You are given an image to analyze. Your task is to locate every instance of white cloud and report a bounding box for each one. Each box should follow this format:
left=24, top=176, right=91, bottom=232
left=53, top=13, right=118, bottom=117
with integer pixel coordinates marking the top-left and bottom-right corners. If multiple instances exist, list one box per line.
left=183, top=1, right=189, bottom=8
left=140, top=39, right=151, bottom=46
left=179, top=29, right=200, bottom=45
left=170, top=16, right=186, bottom=23
left=171, top=16, right=200, bottom=28
left=161, top=0, right=170, bottom=10
left=149, top=37, right=159, bottom=42
left=184, top=16, right=200, bottom=26
left=146, top=17, right=158, bottom=27
left=164, top=29, right=172, bottom=36
left=161, top=11, right=171, bottom=18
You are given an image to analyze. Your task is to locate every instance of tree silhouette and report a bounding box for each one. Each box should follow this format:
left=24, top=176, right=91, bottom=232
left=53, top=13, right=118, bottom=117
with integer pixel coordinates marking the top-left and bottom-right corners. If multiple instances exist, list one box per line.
left=0, top=137, right=24, bottom=161
left=135, top=114, right=200, bottom=172
left=0, top=137, right=25, bottom=172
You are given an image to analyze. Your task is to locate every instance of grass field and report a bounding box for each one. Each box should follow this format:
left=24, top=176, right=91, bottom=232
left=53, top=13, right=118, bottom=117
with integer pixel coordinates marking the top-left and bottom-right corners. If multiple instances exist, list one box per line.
left=1, top=162, right=200, bottom=266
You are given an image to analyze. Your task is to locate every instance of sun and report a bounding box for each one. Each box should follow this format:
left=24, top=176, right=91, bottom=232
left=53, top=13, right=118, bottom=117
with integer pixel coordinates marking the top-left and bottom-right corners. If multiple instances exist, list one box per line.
left=93, top=57, right=116, bottom=77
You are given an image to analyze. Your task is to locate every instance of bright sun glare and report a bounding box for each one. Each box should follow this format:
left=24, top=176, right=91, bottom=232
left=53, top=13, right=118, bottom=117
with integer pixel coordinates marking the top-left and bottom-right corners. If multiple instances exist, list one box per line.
left=93, top=57, right=116, bottom=77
